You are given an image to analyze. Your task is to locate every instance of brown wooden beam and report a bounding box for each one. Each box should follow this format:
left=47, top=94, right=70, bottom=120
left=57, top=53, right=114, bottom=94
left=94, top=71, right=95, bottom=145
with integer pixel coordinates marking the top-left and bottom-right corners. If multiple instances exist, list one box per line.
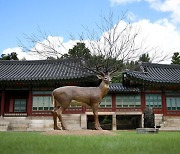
left=0, top=90, right=5, bottom=116
left=27, top=89, right=32, bottom=116
left=162, top=91, right=167, bottom=116
left=112, top=94, right=116, bottom=112
left=82, top=105, right=86, bottom=113
left=141, top=91, right=146, bottom=112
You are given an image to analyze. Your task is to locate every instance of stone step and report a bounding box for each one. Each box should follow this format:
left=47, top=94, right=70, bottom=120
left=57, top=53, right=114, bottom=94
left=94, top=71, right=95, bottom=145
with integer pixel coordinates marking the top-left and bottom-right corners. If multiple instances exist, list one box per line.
left=159, top=116, right=180, bottom=129
left=0, top=121, right=10, bottom=131
left=8, top=123, right=28, bottom=131
left=166, top=124, right=180, bottom=127
left=0, top=114, right=82, bottom=131
left=160, top=127, right=180, bottom=131
left=28, top=120, right=54, bottom=131
left=60, top=115, right=82, bottom=130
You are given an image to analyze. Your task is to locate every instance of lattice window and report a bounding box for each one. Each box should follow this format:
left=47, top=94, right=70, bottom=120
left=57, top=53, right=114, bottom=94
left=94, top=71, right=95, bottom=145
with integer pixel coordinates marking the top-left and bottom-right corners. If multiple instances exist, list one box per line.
left=100, top=96, right=112, bottom=108
left=14, top=99, right=27, bottom=112
left=145, top=94, right=162, bottom=108
left=166, top=97, right=180, bottom=110
left=32, top=96, right=53, bottom=111
left=116, top=95, right=141, bottom=108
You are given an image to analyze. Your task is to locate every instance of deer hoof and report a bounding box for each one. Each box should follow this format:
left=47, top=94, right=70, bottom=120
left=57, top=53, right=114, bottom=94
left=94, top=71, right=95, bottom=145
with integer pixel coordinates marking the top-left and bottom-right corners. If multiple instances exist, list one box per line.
left=54, top=126, right=61, bottom=130
left=95, top=126, right=103, bottom=130
left=62, top=126, right=67, bottom=130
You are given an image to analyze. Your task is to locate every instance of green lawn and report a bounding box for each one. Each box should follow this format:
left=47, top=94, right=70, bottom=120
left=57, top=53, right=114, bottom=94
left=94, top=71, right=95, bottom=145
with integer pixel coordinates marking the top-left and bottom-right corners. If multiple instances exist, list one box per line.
left=0, top=131, right=179, bottom=154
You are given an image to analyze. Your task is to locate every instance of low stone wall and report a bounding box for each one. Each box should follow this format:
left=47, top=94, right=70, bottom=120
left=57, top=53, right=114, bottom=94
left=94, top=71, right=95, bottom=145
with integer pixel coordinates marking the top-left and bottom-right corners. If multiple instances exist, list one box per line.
left=154, top=114, right=163, bottom=127
left=0, top=115, right=82, bottom=131
left=160, top=116, right=180, bottom=131
left=0, top=120, right=9, bottom=131
left=1, top=114, right=180, bottom=131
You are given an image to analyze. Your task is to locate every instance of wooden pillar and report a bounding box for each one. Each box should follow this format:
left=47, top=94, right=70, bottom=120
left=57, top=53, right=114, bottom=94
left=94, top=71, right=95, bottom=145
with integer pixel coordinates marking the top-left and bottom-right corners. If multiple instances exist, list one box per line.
left=27, top=89, right=32, bottom=116
left=141, top=91, right=146, bottom=128
left=162, top=91, right=167, bottom=116
left=0, top=90, right=5, bottom=117
left=141, top=91, right=146, bottom=112
left=82, top=105, right=86, bottom=113
left=112, top=94, right=116, bottom=112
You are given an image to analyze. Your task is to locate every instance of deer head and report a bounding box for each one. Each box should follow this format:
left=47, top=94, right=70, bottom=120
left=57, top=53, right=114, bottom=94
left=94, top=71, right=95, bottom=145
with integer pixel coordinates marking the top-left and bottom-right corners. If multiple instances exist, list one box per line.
left=97, top=72, right=112, bottom=85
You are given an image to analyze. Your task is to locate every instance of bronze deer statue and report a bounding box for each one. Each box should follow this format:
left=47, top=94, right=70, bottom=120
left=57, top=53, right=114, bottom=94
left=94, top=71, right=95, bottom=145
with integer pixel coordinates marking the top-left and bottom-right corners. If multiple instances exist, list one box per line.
left=51, top=71, right=113, bottom=130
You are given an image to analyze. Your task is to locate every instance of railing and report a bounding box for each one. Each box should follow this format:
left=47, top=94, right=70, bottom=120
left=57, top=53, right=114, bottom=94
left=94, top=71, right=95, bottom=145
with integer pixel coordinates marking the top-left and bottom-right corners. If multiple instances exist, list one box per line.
left=32, top=111, right=52, bottom=116
left=4, top=113, right=27, bottom=117
left=166, top=110, right=180, bottom=116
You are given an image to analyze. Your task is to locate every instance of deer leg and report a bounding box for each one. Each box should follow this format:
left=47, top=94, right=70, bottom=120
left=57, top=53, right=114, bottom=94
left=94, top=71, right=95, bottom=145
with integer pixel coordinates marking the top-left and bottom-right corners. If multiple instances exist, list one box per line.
left=51, top=97, right=61, bottom=130
left=92, top=104, right=103, bottom=130
left=51, top=109, right=61, bottom=130
left=56, top=107, right=67, bottom=130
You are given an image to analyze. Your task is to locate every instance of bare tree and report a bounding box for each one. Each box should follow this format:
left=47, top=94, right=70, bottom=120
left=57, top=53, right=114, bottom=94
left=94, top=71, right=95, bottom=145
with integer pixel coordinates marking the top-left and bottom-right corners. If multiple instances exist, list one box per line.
left=80, top=11, right=141, bottom=72
left=19, top=12, right=171, bottom=72
left=18, top=27, right=69, bottom=59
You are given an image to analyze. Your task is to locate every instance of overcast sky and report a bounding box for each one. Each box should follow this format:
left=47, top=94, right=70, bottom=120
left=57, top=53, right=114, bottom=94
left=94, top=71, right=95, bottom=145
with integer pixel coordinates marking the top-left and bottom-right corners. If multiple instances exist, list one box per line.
left=0, top=0, right=180, bottom=63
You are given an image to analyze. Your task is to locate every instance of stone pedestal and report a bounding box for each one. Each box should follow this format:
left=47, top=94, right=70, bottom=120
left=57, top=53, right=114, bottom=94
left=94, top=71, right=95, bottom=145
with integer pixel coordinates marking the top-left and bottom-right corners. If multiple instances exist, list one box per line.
left=136, top=128, right=159, bottom=134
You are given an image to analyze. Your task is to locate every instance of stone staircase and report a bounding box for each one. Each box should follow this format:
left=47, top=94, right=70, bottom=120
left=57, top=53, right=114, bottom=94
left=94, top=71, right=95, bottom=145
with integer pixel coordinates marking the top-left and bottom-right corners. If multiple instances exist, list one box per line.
left=160, top=116, right=180, bottom=131
left=0, top=114, right=82, bottom=131
left=0, top=118, right=10, bottom=131
left=142, top=114, right=180, bottom=131
left=154, top=114, right=163, bottom=128
left=62, top=114, right=82, bottom=130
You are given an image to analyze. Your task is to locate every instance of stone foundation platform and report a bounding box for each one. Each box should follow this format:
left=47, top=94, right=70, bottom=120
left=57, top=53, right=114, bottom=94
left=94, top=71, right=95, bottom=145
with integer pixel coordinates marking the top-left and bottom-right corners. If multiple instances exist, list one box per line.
left=136, top=128, right=159, bottom=134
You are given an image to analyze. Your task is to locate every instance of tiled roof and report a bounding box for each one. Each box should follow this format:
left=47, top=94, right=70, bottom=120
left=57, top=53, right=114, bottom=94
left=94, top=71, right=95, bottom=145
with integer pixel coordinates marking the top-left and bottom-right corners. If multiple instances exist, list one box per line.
left=0, top=59, right=143, bottom=92
left=124, top=62, right=180, bottom=85
left=0, top=59, right=96, bottom=83
left=109, top=83, right=140, bottom=93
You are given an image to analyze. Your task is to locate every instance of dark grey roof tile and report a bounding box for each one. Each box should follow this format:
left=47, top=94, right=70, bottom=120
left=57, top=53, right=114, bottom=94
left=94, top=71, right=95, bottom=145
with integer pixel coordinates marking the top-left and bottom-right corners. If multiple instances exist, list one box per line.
left=109, top=83, right=140, bottom=93
left=124, top=63, right=180, bottom=85
left=0, top=59, right=95, bottom=82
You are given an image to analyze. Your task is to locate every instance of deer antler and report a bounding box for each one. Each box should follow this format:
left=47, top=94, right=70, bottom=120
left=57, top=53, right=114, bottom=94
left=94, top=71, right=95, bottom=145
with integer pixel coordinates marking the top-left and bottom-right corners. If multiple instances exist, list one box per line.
left=109, top=68, right=118, bottom=76
left=81, top=59, right=105, bottom=75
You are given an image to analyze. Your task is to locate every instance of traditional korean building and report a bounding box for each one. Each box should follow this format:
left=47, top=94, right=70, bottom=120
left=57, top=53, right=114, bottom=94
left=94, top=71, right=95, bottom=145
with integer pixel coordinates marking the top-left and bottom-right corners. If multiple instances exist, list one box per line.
left=0, top=59, right=97, bottom=115
left=123, top=62, right=180, bottom=130
left=0, top=60, right=179, bottom=131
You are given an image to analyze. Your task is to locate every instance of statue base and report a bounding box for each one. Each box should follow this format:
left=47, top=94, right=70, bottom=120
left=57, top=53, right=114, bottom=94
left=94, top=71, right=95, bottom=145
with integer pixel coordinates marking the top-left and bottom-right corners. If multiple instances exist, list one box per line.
left=136, top=128, right=159, bottom=134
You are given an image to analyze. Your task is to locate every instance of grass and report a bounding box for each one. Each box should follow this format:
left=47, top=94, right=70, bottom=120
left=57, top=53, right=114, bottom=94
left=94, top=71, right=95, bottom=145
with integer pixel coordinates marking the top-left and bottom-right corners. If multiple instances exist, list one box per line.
left=0, top=131, right=179, bottom=154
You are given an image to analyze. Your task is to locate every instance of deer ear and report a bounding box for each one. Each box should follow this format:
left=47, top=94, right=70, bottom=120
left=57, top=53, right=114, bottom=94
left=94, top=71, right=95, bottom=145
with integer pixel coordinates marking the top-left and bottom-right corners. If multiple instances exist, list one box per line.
left=97, top=75, right=103, bottom=79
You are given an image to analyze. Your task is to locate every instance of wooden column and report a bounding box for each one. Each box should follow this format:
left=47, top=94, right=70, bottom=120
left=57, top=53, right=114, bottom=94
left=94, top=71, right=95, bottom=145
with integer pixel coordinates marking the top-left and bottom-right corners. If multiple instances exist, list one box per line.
left=112, top=94, right=116, bottom=112
left=141, top=91, right=146, bottom=112
left=0, top=90, right=5, bottom=116
left=162, top=91, right=167, bottom=116
left=27, top=89, right=32, bottom=116
left=141, top=91, right=146, bottom=128
left=82, top=105, right=86, bottom=113
left=112, top=94, right=117, bottom=130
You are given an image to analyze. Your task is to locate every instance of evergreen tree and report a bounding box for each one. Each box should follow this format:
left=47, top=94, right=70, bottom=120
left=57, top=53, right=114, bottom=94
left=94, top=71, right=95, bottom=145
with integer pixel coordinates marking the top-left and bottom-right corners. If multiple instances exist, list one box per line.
left=138, top=53, right=150, bottom=62
left=62, top=42, right=91, bottom=60
left=171, top=52, right=180, bottom=64
left=0, top=52, right=19, bottom=60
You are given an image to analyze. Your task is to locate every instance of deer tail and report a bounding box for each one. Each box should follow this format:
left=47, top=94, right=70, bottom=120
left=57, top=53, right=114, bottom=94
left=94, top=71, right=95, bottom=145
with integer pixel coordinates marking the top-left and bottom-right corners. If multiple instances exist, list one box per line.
left=52, top=93, right=55, bottom=107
